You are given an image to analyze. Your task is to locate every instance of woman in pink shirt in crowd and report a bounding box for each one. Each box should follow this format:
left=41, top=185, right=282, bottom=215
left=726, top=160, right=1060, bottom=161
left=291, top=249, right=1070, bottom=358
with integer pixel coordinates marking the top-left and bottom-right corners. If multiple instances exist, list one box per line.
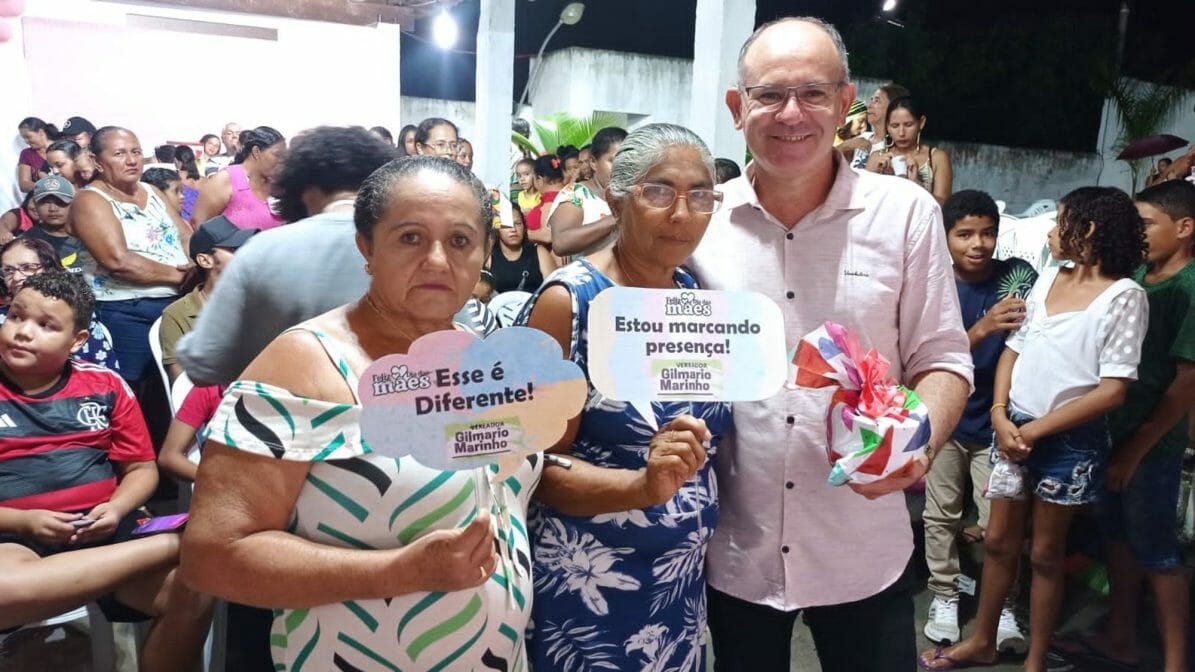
left=16, top=117, right=58, bottom=193
left=190, top=126, right=286, bottom=230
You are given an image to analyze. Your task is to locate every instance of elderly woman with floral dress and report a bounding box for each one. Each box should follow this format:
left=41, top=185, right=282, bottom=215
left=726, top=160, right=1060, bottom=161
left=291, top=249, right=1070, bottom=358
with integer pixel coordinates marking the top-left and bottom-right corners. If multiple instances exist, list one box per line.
left=519, top=123, right=731, bottom=672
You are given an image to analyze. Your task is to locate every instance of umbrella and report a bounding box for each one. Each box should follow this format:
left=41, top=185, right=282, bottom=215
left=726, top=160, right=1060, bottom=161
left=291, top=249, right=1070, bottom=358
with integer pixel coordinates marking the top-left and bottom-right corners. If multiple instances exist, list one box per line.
left=1117, top=134, right=1188, bottom=161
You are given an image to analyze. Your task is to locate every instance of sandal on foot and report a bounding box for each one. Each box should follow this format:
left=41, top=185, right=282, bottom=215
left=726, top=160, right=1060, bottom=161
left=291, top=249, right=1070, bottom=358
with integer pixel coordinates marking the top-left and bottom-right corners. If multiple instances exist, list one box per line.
left=917, top=647, right=996, bottom=671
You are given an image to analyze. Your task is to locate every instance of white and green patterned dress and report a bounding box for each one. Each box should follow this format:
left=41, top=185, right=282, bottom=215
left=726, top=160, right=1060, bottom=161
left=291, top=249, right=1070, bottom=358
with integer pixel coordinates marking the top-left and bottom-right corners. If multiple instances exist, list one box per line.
left=210, top=325, right=541, bottom=672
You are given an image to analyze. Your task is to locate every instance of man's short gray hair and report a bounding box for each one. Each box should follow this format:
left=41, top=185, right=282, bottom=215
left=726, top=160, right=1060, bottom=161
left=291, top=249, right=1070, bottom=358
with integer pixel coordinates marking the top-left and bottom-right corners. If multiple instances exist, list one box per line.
left=736, top=16, right=851, bottom=84
left=607, top=123, right=715, bottom=201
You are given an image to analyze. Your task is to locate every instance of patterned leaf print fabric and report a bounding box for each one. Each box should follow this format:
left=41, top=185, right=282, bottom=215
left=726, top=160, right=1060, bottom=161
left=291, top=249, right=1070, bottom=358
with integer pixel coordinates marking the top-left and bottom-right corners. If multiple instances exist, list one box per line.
left=209, top=327, right=542, bottom=671
left=515, top=261, right=732, bottom=672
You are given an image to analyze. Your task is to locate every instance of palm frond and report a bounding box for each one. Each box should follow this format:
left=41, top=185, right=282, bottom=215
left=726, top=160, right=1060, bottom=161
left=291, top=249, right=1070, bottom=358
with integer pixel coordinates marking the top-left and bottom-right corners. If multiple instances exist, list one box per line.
left=511, top=131, right=541, bottom=158
left=1106, top=78, right=1189, bottom=193
left=531, top=112, right=629, bottom=152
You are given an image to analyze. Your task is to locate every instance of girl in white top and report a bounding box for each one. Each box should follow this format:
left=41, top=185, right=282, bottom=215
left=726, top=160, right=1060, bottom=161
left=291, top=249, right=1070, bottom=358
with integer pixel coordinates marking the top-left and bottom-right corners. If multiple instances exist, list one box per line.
left=922, top=187, right=1149, bottom=672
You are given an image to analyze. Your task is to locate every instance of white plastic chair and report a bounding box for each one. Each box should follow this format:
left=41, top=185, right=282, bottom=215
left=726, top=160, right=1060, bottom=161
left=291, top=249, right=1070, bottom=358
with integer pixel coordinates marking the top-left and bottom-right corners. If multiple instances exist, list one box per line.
left=146, top=322, right=227, bottom=672
left=995, top=212, right=1061, bottom=273
left=488, top=291, right=533, bottom=328
left=147, top=317, right=185, bottom=414
left=0, top=604, right=146, bottom=672
left=1015, top=198, right=1057, bottom=219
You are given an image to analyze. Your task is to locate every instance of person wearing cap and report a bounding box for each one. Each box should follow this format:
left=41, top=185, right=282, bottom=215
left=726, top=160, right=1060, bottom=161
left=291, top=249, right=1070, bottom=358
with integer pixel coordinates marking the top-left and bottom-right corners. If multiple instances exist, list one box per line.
left=158, top=215, right=256, bottom=385
left=61, top=116, right=97, bottom=149
left=24, top=176, right=84, bottom=269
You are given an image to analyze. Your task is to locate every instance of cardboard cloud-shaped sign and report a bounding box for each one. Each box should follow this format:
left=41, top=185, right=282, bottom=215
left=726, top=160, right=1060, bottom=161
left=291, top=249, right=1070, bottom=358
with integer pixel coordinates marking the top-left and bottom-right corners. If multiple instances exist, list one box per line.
left=358, top=327, right=587, bottom=478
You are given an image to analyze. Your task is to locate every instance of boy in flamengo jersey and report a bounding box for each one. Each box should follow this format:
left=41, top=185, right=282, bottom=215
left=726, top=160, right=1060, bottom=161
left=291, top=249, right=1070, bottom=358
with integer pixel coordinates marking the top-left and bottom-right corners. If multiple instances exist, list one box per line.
left=0, top=270, right=210, bottom=671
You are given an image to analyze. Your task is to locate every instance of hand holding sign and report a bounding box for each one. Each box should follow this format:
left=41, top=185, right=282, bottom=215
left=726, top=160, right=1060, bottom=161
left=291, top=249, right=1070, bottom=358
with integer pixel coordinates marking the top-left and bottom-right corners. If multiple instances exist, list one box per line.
left=642, top=415, right=712, bottom=506
left=358, top=327, right=587, bottom=480
left=587, top=287, right=787, bottom=429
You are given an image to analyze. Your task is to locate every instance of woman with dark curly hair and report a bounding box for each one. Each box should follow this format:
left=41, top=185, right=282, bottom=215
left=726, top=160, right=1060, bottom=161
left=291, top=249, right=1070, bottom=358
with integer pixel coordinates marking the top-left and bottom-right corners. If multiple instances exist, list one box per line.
left=921, top=186, right=1149, bottom=672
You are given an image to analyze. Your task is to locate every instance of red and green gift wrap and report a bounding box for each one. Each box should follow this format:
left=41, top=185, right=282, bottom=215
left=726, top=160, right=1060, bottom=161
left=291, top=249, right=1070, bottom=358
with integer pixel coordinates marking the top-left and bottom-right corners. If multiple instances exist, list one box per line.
left=789, top=321, right=931, bottom=486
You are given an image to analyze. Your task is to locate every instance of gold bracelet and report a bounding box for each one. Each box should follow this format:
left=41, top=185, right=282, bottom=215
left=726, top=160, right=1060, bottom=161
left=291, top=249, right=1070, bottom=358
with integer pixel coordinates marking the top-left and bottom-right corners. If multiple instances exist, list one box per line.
left=990, top=403, right=1008, bottom=414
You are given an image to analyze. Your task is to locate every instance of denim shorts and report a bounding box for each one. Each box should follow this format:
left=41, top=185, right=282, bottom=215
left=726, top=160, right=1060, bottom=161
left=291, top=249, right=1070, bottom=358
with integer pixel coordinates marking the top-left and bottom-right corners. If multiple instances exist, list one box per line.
left=994, top=409, right=1109, bottom=506
left=1098, top=454, right=1185, bottom=570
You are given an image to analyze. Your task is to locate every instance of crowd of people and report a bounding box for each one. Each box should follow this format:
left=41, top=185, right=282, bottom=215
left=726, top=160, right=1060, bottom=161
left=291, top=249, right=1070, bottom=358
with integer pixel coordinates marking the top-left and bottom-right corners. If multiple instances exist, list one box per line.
left=1, top=14, right=1193, bottom=672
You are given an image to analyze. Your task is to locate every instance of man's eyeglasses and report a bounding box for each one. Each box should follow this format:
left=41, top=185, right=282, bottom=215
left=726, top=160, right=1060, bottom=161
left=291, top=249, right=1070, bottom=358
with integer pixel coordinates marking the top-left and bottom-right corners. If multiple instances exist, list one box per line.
left=741, top=82, right=846, bottom=111
left=422, top=140, right=460, bottom=154
left=0, top=263, right=43, bottom=278
left=634, top=183, right=723, bottom=215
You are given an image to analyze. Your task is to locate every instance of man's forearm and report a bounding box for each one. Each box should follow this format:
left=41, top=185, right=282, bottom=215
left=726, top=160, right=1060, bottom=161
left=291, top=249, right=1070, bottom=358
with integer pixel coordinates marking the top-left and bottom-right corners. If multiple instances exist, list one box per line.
left=912, top=369, right=970, bottom=459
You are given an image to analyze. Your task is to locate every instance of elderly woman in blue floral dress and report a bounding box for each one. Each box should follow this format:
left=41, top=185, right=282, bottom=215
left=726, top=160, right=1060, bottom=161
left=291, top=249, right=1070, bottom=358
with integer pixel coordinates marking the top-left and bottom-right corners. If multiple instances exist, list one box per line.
left=519, top=123, right=732, bottom=672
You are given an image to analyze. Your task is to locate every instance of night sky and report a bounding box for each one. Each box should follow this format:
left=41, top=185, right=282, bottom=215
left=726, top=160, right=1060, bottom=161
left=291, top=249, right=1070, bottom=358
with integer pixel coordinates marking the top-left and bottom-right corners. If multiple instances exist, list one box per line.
left=399, top=0, right=1195, bottom=151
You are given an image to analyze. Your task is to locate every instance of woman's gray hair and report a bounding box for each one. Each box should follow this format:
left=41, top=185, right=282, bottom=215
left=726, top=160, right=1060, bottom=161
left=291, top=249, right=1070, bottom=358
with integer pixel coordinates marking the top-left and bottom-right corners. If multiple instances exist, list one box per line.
left=607, top=123, right=715, bottom=201
left=354, top=155, right=490, bottom=239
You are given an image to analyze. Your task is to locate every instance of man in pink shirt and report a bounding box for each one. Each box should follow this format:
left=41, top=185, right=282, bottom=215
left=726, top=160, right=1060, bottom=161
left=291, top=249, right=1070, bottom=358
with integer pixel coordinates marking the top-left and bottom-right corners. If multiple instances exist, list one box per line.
left=685, top=17, right=973, bottom=671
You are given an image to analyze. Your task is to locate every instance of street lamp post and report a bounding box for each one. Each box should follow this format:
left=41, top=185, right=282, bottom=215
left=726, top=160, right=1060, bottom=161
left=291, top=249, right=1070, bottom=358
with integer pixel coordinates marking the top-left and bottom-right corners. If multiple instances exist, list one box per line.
left=516, top=2, right=584, bottom=113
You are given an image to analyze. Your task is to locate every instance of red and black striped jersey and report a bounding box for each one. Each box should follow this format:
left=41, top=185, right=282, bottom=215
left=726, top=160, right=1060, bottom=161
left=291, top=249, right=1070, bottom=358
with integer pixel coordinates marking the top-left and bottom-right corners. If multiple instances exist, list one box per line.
left=0, top=360, right=153, bottom=512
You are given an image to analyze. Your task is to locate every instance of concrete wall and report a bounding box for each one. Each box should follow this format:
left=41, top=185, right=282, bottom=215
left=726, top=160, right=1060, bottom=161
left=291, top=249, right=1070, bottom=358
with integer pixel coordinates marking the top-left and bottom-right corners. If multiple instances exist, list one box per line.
left=528, top=48, right=692, bottom=126
left=400, top=97, right=477, bottom=141
left=938, top=142, right=1103, bottom=213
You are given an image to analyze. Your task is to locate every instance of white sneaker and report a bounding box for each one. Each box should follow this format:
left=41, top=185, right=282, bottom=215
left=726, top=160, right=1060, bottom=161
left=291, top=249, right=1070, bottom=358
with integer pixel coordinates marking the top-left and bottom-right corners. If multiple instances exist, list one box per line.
left=996, top=606, right=1028, bottom=654
left=923, top=596, right=960, bottom=644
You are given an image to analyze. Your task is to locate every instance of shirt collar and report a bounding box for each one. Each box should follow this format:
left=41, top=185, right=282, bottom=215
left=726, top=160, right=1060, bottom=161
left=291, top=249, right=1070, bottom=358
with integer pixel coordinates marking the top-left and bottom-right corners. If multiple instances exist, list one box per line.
left=721, top=152, right=869, bottom=222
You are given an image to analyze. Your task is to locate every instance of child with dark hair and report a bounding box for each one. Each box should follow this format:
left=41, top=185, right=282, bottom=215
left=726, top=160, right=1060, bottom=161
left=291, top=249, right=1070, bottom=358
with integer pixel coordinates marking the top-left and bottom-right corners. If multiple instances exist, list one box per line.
left=921, top=186, right=1149, bottom=672
left=0, top=270, right=212, bottom=668
left=0, top=238, right=119, bottom=373
left=140, top=167, right=184, bottom=219
left=1052, top=180, right=1195, bottom=672
left=556, top=144, right=581, bottom=184
left=923, top=190, right=1036, bottom=649
left=524, top=154, right=567, bottom=242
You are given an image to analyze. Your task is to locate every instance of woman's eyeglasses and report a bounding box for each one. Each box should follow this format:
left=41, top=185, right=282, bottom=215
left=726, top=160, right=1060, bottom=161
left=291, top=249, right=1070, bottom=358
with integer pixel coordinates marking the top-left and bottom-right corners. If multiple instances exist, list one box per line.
left=421, top=141, right=460, bottom=154
left=634, top=183, right=723, bottom=215
left=0, top=263, right=43, bottom=278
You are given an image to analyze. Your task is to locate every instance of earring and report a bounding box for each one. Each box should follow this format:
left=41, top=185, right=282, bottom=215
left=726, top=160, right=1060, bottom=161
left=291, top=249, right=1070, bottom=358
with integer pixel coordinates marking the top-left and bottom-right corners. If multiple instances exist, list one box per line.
left=364, top=262, right=371, bottom=275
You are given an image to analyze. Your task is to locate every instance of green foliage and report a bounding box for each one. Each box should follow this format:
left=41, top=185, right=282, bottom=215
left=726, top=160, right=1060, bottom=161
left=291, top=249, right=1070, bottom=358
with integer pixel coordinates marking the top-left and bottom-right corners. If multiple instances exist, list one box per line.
left=1105, top=78, right=1188, bottom=194
left=511, top=111, right=628, bottom=156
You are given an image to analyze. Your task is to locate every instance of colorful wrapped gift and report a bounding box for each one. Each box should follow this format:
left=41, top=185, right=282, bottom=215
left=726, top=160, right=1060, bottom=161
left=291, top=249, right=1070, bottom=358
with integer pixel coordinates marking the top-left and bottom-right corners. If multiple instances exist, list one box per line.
left=790, top=321, right=932, bottom=486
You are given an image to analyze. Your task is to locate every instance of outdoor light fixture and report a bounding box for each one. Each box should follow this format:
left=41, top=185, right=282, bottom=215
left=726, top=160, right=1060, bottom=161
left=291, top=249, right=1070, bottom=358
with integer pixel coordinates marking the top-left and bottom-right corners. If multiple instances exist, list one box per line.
left=516, top=2, right=586, bottom=109
left=559, top=2, right=585, bottom=25
left=432, top=10, right=457, bottom=49
left=882, top=0, right=897, bottom=11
